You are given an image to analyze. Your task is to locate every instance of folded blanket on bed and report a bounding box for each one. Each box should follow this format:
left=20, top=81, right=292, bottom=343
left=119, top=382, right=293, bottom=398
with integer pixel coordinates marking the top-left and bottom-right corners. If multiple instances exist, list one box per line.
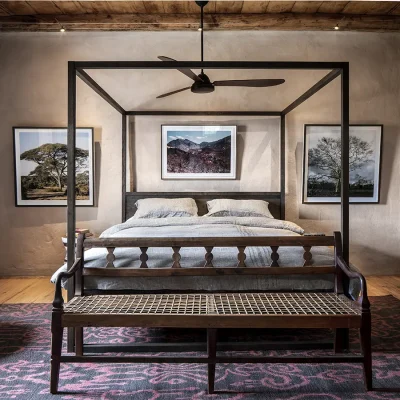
left=51, top=217, right=333, bottom=288
left=100, top=216, right=305, bottom=237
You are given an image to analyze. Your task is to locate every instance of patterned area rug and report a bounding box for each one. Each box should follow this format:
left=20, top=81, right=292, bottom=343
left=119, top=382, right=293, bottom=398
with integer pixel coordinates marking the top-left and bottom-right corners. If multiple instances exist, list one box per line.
left=0, top=296, right=399, bottom=399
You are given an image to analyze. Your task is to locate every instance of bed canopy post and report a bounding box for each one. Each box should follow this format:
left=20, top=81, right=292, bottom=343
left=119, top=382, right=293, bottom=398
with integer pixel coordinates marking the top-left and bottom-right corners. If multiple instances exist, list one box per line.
left=280, top=115, right=286, bottom=220
left=122, top=113, right=127, bottom=222
left=341, top=64, right=350, bottom=263
left=67, top=61, right=76, bottom=276
left=65, top=59, right=351, bottom=353
left=67, top=61, right=77, bottom=352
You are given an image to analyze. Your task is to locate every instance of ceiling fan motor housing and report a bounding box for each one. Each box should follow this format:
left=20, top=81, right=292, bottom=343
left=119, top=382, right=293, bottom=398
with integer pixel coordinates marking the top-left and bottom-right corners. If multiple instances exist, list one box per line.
left=191, top=81, right=215, bottom=94
left=191, top=72, right=214, bottom=94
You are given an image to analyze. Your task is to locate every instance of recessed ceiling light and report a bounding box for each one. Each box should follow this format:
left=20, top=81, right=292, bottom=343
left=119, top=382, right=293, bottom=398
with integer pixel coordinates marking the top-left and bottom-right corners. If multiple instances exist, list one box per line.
left=60, top=27, right=66, bottom=32
left=334, top=24, right=339, bottom=30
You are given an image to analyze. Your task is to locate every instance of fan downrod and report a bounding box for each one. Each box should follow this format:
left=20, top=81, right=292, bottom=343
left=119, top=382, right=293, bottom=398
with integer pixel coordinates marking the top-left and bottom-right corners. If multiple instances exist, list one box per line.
left=155, top=0, right=285, bottom=98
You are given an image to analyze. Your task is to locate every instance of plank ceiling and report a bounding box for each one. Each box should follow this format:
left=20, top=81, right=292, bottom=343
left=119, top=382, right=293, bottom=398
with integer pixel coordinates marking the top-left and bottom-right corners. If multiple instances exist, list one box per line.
left=0, top=1, right=400, bottom=32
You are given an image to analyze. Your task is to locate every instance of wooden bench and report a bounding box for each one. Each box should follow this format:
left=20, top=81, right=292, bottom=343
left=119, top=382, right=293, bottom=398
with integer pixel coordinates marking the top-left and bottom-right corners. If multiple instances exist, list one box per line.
left=50, top=232, right=372, bottom=394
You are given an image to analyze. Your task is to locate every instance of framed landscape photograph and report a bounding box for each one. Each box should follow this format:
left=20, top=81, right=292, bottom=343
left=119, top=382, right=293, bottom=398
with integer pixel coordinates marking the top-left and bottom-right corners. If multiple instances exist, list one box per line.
left=162, top=125, right=236, bottom=179
left=303, top=125, right=382, bottom=204
left=13, top=127, right=94, bottom=206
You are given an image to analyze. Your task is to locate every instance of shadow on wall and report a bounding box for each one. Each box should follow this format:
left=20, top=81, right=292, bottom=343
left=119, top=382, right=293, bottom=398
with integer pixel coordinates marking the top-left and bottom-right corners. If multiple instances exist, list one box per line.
left=295, top=141, right=323, bottom=221
left=379, top=124, right=398, bottom=205
left=76, top=141, right=101, bottom=223
left=243, top=124, right=272, bottom=180
left=350, top=244, right=400, bottom=276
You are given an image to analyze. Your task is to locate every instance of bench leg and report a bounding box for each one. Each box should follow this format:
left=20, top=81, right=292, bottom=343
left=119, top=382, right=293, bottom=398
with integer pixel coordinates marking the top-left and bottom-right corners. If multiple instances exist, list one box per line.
left=50, top=312, right=63, bottom=394
left=334, top=328, right=349, bottom=353
left=75, top=327, right=83, bottom=356
left=360, top=315, right=373, bottom=390
left=207, top=328, right=217, bottom=395
left=67, top=328, right=75, bottom=353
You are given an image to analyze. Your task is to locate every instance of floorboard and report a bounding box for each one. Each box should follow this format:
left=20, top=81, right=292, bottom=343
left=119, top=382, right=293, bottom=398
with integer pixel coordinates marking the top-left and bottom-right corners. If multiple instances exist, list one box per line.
left=0, top=276, right=399, bottom=304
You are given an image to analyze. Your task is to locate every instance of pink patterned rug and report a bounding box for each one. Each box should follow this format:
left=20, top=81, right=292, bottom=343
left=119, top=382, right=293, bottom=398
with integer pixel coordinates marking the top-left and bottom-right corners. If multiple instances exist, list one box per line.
left=0, top=296, right=399, bottom=399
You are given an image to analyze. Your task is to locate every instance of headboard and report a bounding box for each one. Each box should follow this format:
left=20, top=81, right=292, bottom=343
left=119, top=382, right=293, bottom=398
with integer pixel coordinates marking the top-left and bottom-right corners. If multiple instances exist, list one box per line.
left=125, top=192, right=283, bottom=221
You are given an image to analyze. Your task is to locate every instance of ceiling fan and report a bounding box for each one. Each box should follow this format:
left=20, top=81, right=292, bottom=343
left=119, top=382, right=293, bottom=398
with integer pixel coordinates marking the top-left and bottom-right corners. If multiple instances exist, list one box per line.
left=156, top=0, right=285, bottom=99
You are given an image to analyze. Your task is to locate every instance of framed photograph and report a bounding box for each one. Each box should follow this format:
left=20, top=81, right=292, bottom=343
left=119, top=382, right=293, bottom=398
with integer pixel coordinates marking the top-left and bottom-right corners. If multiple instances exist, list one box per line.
left=162, top=125, right=236, bottom=179
left=13, top=127, right=94, bottom=206
left=303, top=125, right=383, bottom=204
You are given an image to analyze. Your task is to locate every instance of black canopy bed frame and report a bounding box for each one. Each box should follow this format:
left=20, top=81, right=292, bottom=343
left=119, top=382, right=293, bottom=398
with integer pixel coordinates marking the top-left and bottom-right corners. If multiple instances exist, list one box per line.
left=68, top=61, right=349, bottom=264
left=52, top=60, right=372, bottom=394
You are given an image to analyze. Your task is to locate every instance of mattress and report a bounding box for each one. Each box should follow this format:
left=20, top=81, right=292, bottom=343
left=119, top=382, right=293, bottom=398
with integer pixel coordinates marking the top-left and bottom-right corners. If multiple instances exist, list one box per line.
left=51, top=216, right=335, bottom=291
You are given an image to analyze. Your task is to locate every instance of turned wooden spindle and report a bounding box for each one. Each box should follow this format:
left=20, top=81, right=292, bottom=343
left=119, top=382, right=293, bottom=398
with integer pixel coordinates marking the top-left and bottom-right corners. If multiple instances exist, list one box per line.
left=303, top=246, right=313, bottom=266
left=106, top=247, right=116, bottom=268
left=270, top=246, right=280, bottom=267
left=139, top=247, right=149, bottom=268
left=172, top=246, right=181, bottom=268
left=237, top=246, right=246, bottom=268
left=204, top=246, right=214, bottom=268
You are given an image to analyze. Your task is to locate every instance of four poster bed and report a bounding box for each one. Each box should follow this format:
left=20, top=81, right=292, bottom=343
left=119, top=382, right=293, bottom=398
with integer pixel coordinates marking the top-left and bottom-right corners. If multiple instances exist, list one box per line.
left=50, top=60, right=372, bottom=394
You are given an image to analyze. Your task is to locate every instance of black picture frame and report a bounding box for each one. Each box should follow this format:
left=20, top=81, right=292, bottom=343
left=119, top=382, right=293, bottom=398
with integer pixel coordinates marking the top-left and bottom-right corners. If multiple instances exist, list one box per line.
left=13, top=127, right=95, bottom=207
left=161, top=124, right=237, bottom=180
left=302, top=124, right=383, bottom=204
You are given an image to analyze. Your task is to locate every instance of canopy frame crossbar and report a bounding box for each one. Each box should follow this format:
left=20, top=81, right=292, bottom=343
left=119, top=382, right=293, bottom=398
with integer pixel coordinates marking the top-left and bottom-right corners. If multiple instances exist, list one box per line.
left=68, top=60, right=350, bottom=347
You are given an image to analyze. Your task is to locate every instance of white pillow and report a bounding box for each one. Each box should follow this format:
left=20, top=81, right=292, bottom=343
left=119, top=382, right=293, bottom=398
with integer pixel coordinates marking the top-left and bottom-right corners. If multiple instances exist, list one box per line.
left=133, top=198, right=198, bottom=219
left=205, top=199, right=274, bottom=219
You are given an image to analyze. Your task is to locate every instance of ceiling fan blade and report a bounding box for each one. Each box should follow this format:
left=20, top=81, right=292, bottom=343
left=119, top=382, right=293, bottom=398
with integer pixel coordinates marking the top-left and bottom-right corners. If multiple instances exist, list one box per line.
left=213, top=79, right=285, bottom=87
left=156, top=86, right=191, bottom=99
left=158, top=56, right=203, bottom=82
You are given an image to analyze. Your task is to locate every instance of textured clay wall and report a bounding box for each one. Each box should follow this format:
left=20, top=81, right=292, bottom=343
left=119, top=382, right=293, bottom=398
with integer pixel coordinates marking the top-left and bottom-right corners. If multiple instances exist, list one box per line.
left=0, top=31, right=399, bottom=276
left=131, top=116, right=280, bottom=193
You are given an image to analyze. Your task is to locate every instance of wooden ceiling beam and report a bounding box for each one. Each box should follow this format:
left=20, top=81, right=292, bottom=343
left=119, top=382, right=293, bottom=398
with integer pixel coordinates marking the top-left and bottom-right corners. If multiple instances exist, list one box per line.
left=1, top=12, right=400, bottom=32
left=0, top=3, right=11, bottom=16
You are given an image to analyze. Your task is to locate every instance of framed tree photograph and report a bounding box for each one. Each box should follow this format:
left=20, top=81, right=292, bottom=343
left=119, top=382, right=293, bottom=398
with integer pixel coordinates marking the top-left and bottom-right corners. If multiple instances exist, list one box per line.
left=161, top=125, right=237, bottom=179
left=13, top=127, right=94, bottom=206
left=303, top=125, right=383, bottom=204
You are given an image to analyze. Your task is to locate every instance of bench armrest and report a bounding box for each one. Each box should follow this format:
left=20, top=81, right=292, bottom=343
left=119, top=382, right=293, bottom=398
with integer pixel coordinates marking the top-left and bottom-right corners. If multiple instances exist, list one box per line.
left=53, top=258, right=82, bottom=309
left=336, top=255, right=369, bottom=308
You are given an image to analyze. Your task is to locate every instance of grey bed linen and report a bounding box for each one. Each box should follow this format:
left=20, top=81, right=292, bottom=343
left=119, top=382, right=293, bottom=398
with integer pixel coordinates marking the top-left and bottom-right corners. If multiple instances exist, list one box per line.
left=51, top=217, right=335, bottom=291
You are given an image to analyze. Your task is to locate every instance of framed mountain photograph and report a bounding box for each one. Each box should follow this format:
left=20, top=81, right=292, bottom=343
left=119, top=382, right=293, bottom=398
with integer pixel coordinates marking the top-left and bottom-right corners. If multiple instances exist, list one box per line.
left=13, top=127, right=94, bottom=206
left=162, top=125, right=237, bottom=179
left=303, top=124, right=383, bottom=204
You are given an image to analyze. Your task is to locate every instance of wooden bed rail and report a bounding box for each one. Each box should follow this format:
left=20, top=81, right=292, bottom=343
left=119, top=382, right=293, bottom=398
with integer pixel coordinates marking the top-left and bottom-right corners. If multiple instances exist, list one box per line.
left=82, top=266, right=337, bottom=277
left=82, top=235, right=335, bottom=272
left=75, top=232, right=367, bottom=304
left=84, top=236, right=335, bottom=248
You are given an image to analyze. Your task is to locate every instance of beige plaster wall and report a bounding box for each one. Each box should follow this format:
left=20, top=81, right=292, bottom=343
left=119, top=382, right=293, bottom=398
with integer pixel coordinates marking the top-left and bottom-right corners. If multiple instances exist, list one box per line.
left=0, top=31, right=399, bottom=276
left=131, top=116, right=280, bottom=193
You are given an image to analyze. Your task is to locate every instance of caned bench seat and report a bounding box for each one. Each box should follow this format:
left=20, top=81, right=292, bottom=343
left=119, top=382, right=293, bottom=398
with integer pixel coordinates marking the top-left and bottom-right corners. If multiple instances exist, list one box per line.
left=62, top=293, right=362, bottom=329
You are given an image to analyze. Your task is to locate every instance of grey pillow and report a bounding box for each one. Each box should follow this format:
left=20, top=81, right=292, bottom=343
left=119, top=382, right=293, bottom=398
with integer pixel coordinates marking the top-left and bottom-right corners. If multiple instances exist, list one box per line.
left=205, top=199, right=274, bottom=219
left=133, top=198, right=198, bottom=219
